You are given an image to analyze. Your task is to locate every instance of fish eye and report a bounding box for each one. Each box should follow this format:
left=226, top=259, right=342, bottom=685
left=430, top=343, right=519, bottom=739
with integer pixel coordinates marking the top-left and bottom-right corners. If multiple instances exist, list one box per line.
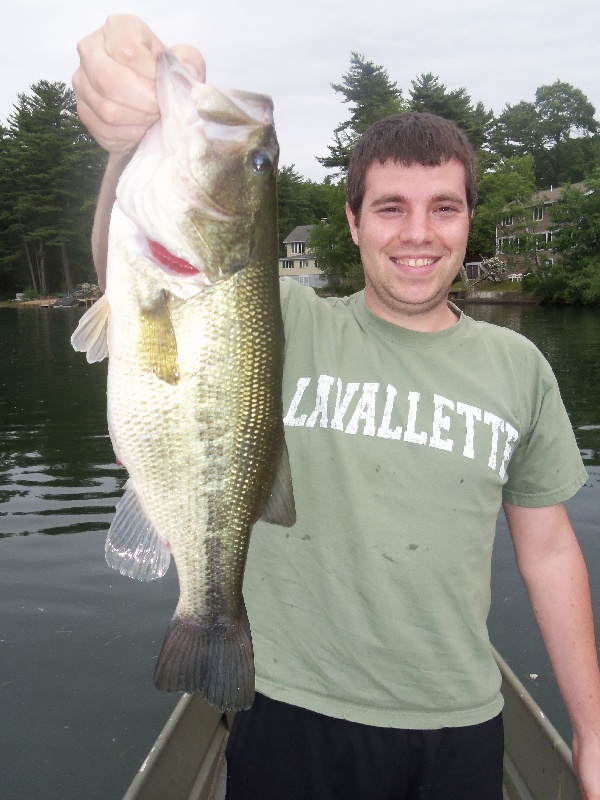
left=248, top=149, right=272, bottom=175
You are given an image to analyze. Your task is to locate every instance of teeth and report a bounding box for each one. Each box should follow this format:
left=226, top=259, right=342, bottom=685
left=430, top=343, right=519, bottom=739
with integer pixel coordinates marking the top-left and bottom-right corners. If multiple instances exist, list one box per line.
left=395, top=258, right=436, bottom=267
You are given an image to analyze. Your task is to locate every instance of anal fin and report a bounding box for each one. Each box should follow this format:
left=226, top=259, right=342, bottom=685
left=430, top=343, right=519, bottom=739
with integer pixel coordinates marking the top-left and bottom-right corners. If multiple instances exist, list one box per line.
left=106, top=479, right=171, bottom=580
left=260, top=438, right=296, bottom=527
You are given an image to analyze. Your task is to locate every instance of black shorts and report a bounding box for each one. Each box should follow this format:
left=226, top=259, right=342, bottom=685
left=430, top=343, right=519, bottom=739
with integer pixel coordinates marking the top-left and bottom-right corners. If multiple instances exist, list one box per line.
left=225, top=692, right=504, bottom=800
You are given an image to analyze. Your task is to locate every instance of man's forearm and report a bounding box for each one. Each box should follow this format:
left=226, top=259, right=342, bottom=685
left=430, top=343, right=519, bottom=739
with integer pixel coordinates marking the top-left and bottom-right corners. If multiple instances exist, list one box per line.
left=92, top=152, right=132, bottom=291
left=520, top=535, right=600, bottom=738
left=505, top=501, right=600, bottom=798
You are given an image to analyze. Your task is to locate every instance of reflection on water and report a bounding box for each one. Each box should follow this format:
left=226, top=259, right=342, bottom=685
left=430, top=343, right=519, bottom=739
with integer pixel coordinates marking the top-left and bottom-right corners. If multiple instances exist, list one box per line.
left=0, top=308, right=123, bottom=537
left=0, top=303, right=598, bottom=799
left=0, top=307, right=179, bottom=800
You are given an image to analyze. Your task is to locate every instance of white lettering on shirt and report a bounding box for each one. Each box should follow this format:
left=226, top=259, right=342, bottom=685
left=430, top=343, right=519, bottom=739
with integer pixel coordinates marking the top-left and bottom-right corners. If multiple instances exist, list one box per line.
left=430, top=395, right=454, bottom=452
left=484, top=411, right=505, bottom=470
left=456, top=402, right=482, bottom=459
left=283, top=375, right=520, bottom=477
left=403, top=392, right=428, bottom=445
left=284, top=378, right=311, bottom=426
left=377, top=385, right=403, bottom=440
left=331, top=380, right=360, bottom=431
left=499, top=422, right=519, bottom=479
left=306, top=375, right=335, bottom=428
left=345, top=383, right=379, bottom=436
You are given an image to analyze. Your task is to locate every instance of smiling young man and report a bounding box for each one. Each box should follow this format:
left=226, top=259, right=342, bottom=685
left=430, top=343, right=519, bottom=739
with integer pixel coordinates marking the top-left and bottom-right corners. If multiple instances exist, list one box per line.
left=73, top=18, right=600, bottom=799
left=345, top=115, right=474, bottom=331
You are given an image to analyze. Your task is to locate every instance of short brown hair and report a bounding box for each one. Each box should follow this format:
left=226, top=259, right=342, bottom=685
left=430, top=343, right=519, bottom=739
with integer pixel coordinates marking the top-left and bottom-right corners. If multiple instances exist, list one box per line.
left=346, top=112, right=477, bottom=219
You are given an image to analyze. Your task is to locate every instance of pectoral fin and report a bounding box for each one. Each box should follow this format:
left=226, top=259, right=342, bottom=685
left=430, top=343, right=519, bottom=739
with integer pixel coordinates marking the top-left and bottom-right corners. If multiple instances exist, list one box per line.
left=139, top=291, right=180, bottom=385
left=70, top=294, right=110, bottom=362
left=106, top=479, right=171, bottom=580
left=259, top=439, right=296, bottom=527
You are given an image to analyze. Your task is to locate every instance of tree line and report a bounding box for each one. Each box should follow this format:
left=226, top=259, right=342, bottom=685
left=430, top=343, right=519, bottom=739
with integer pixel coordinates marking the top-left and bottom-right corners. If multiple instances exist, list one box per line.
left=1, top=58, right=598, bottom=304
left=0, top=82, right=106, bottom=299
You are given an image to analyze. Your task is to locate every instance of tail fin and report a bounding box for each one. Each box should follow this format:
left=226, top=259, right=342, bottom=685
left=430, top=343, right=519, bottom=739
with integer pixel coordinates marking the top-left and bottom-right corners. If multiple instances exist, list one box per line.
left=153, top=607, right=255, bottom=712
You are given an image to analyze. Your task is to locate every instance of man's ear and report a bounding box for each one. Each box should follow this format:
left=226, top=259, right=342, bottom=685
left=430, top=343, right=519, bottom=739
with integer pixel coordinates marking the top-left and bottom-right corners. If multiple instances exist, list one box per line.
left=345, top=203, right=360, bottom=246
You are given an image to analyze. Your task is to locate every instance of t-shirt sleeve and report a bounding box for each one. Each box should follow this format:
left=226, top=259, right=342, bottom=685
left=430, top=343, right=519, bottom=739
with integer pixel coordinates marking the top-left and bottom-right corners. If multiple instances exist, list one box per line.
left=502, top=374, right=588, bottom=507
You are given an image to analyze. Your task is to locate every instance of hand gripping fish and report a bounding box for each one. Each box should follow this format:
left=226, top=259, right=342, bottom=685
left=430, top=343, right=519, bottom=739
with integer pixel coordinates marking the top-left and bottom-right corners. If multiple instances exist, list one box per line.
left=71, top=52, right=295, bottom=712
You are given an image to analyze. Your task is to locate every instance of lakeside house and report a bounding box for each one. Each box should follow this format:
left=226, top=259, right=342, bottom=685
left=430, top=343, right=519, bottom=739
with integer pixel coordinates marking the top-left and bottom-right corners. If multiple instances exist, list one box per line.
left=278, top=225, right=327, bottom=288
left=494, top=182, right=587, bottom=278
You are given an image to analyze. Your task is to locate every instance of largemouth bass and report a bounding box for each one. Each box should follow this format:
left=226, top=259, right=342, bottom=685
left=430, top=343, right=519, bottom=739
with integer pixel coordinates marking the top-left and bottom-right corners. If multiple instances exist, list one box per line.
left=71, top=52, right=295, bottom=712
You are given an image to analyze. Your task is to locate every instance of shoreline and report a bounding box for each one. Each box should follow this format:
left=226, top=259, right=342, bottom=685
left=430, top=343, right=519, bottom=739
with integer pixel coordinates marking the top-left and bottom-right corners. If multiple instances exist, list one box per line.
left=0, top=291, right=541, bottom=309
left=0, top=298, right=55, bottom=308
left=450, top=290, right=540, bottom=305
left=0, top=297, right=97, bottom=309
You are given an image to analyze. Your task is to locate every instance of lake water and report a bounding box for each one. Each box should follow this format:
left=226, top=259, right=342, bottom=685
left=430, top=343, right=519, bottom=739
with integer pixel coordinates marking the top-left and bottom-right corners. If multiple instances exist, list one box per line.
left=0, top=302, right=598, bottom=799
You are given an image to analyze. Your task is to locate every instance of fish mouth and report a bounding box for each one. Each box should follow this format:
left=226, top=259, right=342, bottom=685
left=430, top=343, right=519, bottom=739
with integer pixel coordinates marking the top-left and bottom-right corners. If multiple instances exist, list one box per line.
left=148, top=239, right=201, bottom=277
left=147, top=238, right=251, bottom=284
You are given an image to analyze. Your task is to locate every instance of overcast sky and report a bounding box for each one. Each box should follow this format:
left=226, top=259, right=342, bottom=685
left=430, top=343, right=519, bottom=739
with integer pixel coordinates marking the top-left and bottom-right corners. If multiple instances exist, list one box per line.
left=3, top=0, right=599, bottom=181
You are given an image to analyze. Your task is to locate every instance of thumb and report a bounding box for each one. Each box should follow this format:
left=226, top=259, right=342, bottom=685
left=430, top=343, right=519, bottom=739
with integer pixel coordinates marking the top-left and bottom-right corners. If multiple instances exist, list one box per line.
left=170, top=44, right=206, bottom=82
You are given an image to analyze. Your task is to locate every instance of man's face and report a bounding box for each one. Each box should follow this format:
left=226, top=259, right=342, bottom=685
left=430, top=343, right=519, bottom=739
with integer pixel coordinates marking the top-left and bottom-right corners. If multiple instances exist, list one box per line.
left=346, top=158, right=471, bottom=331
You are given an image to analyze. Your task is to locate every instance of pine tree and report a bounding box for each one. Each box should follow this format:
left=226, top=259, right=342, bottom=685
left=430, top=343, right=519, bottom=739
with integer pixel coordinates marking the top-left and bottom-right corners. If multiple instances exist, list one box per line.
left=0, top=81, right=104, bottom=296
left=409, top=73, right=492, bottom=150
left=318, top=53, right=406, bottom=173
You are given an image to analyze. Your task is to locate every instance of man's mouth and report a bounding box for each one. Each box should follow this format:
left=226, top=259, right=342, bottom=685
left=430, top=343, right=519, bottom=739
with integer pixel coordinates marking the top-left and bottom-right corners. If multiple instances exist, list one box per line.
left=391, top=257, right=438, bottom=268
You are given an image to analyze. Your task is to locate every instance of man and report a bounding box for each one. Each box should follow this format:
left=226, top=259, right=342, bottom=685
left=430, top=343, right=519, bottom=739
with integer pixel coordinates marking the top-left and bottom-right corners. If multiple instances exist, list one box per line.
left=73, top=16, right=600, bottom=799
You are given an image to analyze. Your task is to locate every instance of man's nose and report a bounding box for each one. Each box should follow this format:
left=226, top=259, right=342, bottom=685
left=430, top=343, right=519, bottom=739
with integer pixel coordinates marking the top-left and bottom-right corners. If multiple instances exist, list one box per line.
left=399, top=210, right=434, bottom=244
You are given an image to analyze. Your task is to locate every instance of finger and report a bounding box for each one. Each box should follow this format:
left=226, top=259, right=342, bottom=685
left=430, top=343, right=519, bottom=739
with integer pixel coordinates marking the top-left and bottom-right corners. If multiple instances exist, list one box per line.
left=102, top=15, right=165, bottom=79
left=75, top=15, right=165, bottom=117
left=76, top=97, right=152, bottom=154
left=73, top=56, right=159, bottom=126
left=170, top=44, right=207, bottom=82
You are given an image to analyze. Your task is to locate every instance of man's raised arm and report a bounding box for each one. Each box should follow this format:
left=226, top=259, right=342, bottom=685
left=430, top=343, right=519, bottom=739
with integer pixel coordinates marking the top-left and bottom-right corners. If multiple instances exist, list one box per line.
left=72, top=14, right=206, bottom=288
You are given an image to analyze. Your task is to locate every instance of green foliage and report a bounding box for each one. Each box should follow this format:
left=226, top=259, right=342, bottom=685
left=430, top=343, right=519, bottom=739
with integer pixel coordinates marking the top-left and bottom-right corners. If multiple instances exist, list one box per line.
left=468, top=156, right=536, bottom=257
left=409, top=74, right=493, bottom=150
left=306, top=182, right=362, bottom=290
left=0, top=80, right=105, bottom=297
left=277, top=165, right=331, bottom=256
left=318, top=53, right=406, bottom=173
left=535, top=81, right=597, bottom=147
left=490, top=82, right=598, bottom=187
left=524, top=171, right=600, bottom=306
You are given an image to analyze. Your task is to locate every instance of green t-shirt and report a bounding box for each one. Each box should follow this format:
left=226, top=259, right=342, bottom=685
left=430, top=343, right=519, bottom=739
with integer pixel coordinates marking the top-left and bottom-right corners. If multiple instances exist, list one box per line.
left=244, top=278, right=587, bottom=729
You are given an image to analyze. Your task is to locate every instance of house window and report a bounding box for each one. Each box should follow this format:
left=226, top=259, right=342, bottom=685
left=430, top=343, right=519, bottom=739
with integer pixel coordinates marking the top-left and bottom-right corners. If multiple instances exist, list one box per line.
left=291, top=242, right=305, bottom=254
left=535, top=231, right=553, bottom=248
left=282, top=260, right=294, bottom=269
left=533, top=206, right=544, bottom=221
left=465, top=262, right=481, bottom=280
left=299, top=259, right=309, bottom=269
left=497, top=237, right=514, bottom=254
left=502, top=216, right=514, bottom=227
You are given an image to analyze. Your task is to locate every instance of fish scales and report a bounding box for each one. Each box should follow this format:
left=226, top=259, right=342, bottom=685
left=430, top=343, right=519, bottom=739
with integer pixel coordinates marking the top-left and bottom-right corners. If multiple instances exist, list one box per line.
left=72, top=51, right=295, bottom=711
